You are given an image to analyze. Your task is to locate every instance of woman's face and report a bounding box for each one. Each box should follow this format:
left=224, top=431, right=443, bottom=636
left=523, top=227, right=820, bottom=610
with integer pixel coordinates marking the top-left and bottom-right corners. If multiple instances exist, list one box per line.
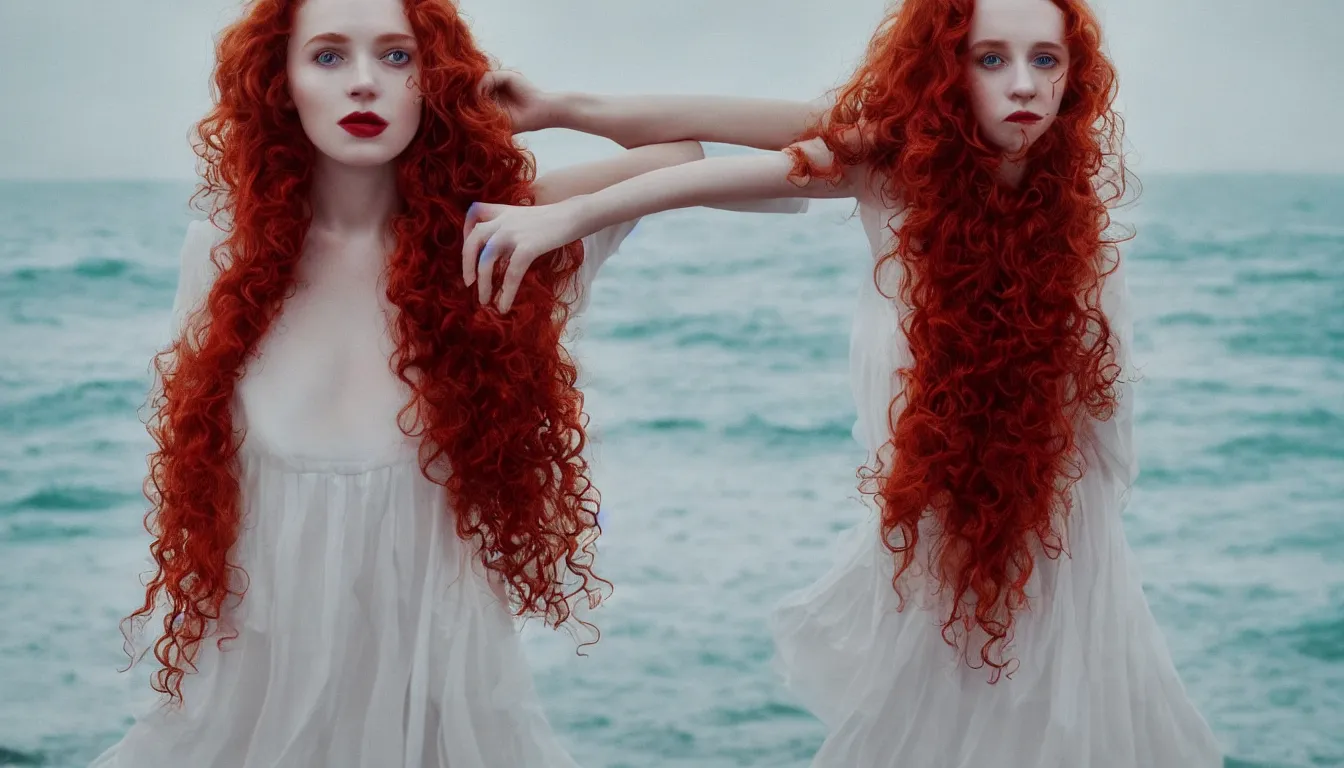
left=964, top=0, right=1070, bottom=155
left=285, top=0, right=423, bottom=168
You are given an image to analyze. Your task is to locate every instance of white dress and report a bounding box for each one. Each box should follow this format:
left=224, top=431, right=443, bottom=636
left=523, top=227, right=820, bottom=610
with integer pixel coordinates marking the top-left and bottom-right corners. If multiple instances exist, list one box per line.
left=91, top=216, right=641, bottom=768
left=770, top=194, right=1225, bottom=767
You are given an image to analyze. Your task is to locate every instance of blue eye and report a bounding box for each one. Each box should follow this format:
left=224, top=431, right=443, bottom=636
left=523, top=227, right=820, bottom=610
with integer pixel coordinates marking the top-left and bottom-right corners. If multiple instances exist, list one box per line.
left=384, top=49, right=412, bottom=66
left=979, top=53, right=1005, bottom=68
left=315, top=50, right=340, bottom=66
left=1033, top=54, right=1059, bottom=67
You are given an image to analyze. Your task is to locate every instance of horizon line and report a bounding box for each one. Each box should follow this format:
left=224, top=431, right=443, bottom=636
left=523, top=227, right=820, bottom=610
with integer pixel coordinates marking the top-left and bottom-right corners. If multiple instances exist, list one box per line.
left=3, top=169, right=1344, bottom=184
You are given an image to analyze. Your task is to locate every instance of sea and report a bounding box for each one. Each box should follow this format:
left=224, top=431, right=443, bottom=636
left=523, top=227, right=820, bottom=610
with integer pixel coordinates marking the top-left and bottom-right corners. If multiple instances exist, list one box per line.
left=1, top=174, right=1341, bottom=767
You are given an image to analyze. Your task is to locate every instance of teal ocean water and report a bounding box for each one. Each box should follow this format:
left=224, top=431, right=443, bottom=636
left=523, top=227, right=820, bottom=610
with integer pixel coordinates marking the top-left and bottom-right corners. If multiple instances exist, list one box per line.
left=0, top=176, right=1341, bottom=767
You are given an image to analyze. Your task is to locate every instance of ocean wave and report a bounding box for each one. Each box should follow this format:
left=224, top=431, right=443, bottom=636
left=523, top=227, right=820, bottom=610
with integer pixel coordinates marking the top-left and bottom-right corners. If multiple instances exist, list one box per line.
left=610, top=417, right=708, bottom=434
left=0, top=260, right=172, bottom=302
left=1167, top=379, right=1301, bottom=397
left=708, top=700, right=809, bottom=726
left=1211, top=431, right=1344, bottom=461
left=602, top=314, right=846, bottom=362
left=603, top=413, right=854, bottom=448
left=1135, top=465, right=1227, bottom=488
left=1225, top=326, right=1344, bottom=359
left=1135, top=226, right=1344, bottom=266
left=3, top=519, right=97, bottom=543
left=0, top=378, right=149, bottom=432
left=722, top=413, right=853, bottom=444
left=0, top=484, right=139, bottom=515
left=4, top=258, right=132, bottom=281
left=1244, top=407, right=1344, bottom=429
left=1218, top=605, right=1344, bottom=667
left=0, top=746, right=44, bottom=766
left=1155, top=311, right=1218, bottom=327
left=1234, top=268, right=1335, bottom=286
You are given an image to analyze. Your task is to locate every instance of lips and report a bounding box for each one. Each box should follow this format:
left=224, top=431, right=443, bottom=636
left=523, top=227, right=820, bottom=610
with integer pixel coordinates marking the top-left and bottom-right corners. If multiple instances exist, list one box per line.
left=338, top=111, right=388, bottom=138
left=1005, top=111, right=1042, bottom=124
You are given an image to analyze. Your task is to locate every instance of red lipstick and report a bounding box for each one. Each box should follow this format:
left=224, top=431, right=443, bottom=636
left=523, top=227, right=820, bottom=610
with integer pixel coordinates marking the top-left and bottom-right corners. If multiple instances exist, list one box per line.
left=1005, top=111, right=1042, bottom=124
left=338, top=111, right=388, bottom=138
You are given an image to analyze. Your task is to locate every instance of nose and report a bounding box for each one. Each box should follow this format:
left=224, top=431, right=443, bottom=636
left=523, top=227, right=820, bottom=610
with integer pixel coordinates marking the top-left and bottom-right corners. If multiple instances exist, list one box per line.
left=347, top=56, right=380, bottom=102
left=1009, top=61, right=1037, bottom=103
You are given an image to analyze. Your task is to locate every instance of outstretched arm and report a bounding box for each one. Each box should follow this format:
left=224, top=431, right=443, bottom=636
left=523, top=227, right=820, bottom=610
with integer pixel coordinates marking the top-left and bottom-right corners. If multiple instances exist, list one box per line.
left=552, top=92, right=831, bottom=151
left=462, top=138, right=863, bottom=312
left=480, top=70, right=831, bottom=151
left=532, top=140, right=705, bottom=205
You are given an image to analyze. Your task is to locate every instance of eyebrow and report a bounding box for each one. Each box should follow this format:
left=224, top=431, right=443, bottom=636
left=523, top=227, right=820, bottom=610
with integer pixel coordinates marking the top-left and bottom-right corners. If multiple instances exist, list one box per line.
left=304, top=32, right=417, bottom=47
left=969, top=38, right=1067, bottom=54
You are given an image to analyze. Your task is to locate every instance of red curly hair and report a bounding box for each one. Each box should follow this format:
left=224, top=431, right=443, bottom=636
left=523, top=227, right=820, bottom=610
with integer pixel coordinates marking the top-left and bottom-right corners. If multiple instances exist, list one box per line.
left=791, top=0, right=1131, bottom=679
left=126, top=0, right=604, bottom=703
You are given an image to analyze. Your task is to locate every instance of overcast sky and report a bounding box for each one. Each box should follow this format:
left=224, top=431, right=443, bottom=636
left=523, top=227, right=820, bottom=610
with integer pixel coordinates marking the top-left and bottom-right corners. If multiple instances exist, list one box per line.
left=1, top=0, right=1338, bottom=179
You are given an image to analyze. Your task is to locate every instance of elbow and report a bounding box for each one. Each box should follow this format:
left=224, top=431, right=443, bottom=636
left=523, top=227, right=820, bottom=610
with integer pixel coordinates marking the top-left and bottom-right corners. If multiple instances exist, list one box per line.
left=635, top=139, right=704, bottom=172
left=786, top=137, right=846, bottom=185
left=669, top=139, right=705, bottom=165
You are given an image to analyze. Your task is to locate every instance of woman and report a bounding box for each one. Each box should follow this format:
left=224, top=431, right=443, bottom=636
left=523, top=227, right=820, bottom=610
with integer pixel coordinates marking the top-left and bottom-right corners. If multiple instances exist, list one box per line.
left=88, top=0, right=780, bottom=764
left=463, top=0, right=1224, bottom=764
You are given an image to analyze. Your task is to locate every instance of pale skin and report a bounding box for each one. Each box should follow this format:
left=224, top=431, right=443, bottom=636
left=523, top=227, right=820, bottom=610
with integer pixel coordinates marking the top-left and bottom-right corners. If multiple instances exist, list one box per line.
left=464, top=0, right=1070, bottom=312
left=478, top=67, right=833, bottom=152
left=215, top=0, right=721, bottom=437
left=283, top=0, right=707, bottom=282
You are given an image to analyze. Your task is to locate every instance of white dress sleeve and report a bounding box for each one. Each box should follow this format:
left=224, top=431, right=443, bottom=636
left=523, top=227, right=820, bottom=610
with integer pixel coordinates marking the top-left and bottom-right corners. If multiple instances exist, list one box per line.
left=566, top=218, right=641, bottom=316
left=169, top=219, right=224, bottom=337
left=1087, top=248, right=1139, bottom=489
left=563, top=196, right=808, bottom=316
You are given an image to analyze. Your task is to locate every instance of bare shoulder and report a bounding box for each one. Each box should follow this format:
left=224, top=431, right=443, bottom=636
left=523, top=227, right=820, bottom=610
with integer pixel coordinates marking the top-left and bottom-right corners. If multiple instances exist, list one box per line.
left=793, top=118, right=893, bottom=196
left=860, top=166, right=904, bottom=211
left=184, top=217, right=227, bottom=246
left=183, top=218, right=231, bottom=263
left=807, top=148, right=889, bottom=205
left=176, top=218, right=231, bottom=292
left=169, top=218, right=231, bottom=333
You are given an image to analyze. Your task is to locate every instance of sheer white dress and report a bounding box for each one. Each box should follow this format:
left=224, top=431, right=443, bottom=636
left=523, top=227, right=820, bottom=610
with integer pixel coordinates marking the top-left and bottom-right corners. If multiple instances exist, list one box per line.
left=771, top=192, right=1224, bottom=767
left=91, top=217, right=640, bottom=768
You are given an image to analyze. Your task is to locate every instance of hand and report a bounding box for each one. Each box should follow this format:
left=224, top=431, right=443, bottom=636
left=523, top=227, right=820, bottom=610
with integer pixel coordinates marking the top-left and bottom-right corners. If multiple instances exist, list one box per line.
left=462, top=198, right=588, bottom=313
left=477, top=69, right=555, bottom=135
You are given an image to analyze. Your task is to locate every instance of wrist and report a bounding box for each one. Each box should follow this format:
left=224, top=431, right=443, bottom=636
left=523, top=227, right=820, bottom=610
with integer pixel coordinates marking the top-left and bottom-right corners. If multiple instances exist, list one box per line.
left=548, top=92, right=597, bottom=133
left=565, top=192, right=604, bottom=237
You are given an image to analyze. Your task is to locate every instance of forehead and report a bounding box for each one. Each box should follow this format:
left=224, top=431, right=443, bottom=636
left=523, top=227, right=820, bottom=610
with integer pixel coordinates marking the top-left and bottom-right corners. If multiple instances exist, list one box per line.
left=969, top=0, right=1066, bottom=46
left=292, top=0, right=412, bottom=39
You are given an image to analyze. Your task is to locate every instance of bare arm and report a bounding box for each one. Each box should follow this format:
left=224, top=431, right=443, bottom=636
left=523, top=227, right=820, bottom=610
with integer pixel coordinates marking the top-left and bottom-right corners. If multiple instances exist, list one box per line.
left=532, top=140, right=705, bottom=205
left=564, top=139, right=857, bottom=227
left=478, top=70, right=831, bottom=151
left=462, top=138, right=863, bottom=311
left=551, top=92, right=832, bottom=151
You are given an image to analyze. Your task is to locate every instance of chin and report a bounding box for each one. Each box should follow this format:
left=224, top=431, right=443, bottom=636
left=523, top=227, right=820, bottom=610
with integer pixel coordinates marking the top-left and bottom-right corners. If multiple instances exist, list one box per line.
left=1000, top=125, right=1049, bottom=153
left=319, top=144, right=405, bottom=168
left=339, top=152, right=402, bottom=168
left=991, top=136, right=1031, bottom=155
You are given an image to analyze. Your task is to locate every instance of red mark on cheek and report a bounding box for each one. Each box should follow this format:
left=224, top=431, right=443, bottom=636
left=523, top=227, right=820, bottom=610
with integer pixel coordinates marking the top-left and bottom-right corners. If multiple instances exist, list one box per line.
left=1050, top=72, right=1065, bottom=101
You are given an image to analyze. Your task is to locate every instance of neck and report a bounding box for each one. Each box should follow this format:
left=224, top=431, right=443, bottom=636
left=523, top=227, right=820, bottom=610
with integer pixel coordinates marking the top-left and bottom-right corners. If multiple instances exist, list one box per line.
left=997, top=155, right=1027, bottom=188
left=308, top=155, right=400, bottom=235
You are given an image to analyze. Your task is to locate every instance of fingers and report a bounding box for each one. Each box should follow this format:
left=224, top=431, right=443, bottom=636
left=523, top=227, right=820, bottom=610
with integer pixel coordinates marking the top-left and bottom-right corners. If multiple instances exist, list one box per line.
left=462, top=202, right=499, bottom=286
left=460, top=199, right=544, bottom=313
left=475, top=69, right=505, bottom=100
left=464, top=200, right=495, bottom=233
left=476, top=69, right=523, bottom=102
left=495, top=244, right=542, bottom=314
left=476, top=235, right=515, bottom=306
